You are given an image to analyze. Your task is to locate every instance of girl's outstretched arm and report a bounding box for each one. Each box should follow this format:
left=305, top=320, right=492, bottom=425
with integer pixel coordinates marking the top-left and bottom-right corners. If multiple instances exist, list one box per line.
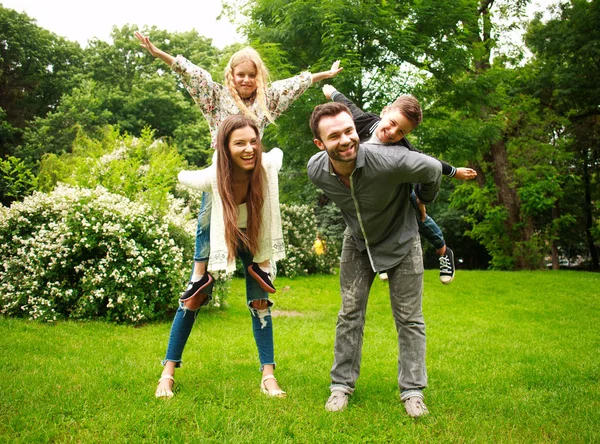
left=311, top=60, right=343, bottom=83
left=134, top=31, right=175, bottom=66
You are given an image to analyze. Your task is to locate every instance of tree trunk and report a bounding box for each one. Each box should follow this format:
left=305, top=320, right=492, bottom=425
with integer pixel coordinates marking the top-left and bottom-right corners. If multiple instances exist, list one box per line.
left=490, top=140, right=520, bottom=227
left=489, top=139, right=534, bottom=269
left=582, top=147, right=600, bottom=270
left=551, top=204, right=560, bottom=270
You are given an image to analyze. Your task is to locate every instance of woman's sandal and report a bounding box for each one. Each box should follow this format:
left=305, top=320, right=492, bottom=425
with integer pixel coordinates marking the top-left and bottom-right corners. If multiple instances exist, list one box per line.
left=260, top=374, right=286, bottom=398
left=155, top=374, right=175, bottom=399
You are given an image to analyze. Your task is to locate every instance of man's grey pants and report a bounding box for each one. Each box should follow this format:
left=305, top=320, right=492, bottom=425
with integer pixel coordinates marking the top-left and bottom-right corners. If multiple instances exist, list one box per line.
left=330, top=233, right=428, bottom=395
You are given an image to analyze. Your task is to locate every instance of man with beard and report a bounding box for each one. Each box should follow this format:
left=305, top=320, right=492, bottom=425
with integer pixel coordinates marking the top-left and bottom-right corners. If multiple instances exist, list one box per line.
left=322, top=85, right=479, bottom=284
left=307, top=102, right=442, bottom=417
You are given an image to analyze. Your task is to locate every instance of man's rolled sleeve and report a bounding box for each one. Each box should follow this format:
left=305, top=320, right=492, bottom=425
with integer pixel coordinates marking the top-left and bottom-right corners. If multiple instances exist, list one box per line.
left=409, top=153, right=442, bottom=204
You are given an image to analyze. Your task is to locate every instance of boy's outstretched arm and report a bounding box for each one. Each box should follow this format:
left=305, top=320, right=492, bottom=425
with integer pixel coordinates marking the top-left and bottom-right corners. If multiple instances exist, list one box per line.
left=322, top=85, right=368, bottom=120
left=454, top=167, right=477, bottom=180
left=323, top=86, right=478, bottom=183
left=322, top=86, right=381, bottom=140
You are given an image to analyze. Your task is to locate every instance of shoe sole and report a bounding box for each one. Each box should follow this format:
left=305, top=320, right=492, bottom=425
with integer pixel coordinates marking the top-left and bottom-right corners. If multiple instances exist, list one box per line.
left=440, top=275, right=454, bottom=285
left=179, top=274, right=214, bottom=301
left=247, top=266, right=276, bottom=294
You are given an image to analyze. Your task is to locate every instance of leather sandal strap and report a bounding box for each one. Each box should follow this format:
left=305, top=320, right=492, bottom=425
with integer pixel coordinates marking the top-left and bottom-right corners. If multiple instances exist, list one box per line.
left=261, top=374, right=277, bottom=384
left=158, top=374, right=175, bottom=383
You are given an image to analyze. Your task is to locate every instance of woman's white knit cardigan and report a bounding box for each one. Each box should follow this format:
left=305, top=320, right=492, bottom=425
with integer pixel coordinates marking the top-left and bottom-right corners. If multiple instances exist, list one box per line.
left=177, top=148, right=285, bottom=273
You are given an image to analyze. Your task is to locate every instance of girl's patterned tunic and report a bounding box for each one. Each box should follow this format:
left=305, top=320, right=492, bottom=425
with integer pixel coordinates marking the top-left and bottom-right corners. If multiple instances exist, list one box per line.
left=171, top=55, right=313, bottom=147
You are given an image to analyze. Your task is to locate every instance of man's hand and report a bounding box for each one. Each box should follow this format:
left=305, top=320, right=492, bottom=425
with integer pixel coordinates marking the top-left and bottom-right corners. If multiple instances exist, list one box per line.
left=322, top=84, right=337, bottom=100
left=454, top=167, right=477, bottom=181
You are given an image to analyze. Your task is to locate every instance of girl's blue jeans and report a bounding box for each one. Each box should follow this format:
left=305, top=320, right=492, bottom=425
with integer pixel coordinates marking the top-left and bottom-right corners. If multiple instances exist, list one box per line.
left=409, top=190, right=445, bottom=250
left=163, top=246, right=275, bottom=370
left=193, top=192, right=212, bottom=263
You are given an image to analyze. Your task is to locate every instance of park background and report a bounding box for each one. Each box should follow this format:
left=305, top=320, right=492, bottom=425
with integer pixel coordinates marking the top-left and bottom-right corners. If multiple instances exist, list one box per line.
left=1, top=0, right=599, bottom=441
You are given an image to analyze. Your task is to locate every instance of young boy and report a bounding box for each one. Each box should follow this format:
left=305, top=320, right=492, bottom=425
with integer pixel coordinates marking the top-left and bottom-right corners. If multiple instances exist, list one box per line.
left=323, top=85, right=477, bottom=284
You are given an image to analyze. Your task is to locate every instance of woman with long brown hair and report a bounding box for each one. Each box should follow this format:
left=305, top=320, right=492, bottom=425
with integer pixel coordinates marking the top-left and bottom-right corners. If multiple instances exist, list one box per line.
left=134, top=32, right=341, bottom=303
left=156, top=114, right=287, bottom=398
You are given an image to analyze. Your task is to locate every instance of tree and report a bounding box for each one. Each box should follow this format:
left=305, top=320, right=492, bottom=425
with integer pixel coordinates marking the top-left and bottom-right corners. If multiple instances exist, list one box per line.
left=525, top=0, right=600, bottom=270
left=0, top=155, right=38, bottom=206
left=0, top=6, right=84, bottom=156
left=15, top=80, right=113, bottom=167
left=81, top=25, right=224, bottom=166
left=16, top=25, right=223, bottom=168
left=228, top=0, right=566, bottom=269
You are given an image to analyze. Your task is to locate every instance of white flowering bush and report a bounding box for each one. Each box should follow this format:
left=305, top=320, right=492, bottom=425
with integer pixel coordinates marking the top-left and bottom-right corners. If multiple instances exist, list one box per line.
left=37, top=128, right=230, bottom=309
left=278, top=204, right=339, bottom=278
left=0, top=185, right=187, bottom=323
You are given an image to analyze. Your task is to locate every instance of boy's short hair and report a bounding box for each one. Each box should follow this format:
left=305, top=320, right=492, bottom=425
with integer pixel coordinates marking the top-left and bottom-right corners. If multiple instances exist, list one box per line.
left=310, top=102, right=353, bottom=141
left=388, top=95, right=422, bottom=126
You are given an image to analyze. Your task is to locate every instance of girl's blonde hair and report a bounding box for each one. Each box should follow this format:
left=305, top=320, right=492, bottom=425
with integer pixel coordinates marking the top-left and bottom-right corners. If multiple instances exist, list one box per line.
left=216, top=115, right=265, bottom=261
left=224, top=47, right=275, bottom=124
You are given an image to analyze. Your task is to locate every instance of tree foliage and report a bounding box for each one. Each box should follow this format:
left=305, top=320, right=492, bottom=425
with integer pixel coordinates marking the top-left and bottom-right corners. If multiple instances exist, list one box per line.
left=2, top=1, right=598, bottom=271
left=0, top=6, right=84, bottom=156
left=224, top=0, right=599, bottom=270
left=0, top=155, right=38, bottom=206
left=525, top=0, right=600, bottom=269
left=10, top=21, right=224, bottom=169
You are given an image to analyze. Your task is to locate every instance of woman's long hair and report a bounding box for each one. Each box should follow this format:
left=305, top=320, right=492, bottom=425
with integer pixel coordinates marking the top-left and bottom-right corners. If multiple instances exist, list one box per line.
left=216, top=115, right=265, bottom=261
left=224, top=47, right=275, bottom=124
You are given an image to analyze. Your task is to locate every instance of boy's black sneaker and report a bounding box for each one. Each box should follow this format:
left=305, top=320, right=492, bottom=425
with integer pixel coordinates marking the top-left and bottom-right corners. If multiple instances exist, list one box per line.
left=247, top=263, right=276, bottom=293
left=439, top=247, right=455, bottom=285
left=180, top=273, right=214, bottom=301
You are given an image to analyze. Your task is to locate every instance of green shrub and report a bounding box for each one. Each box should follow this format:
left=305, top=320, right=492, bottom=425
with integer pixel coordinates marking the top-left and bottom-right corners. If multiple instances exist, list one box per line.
left=0, top=185, right=186, bottom=323
left=0, top=156, right=38, bottom=206
left=37, top=126, right=186, bottom=215
left=278, top=204, right=339, bottom=278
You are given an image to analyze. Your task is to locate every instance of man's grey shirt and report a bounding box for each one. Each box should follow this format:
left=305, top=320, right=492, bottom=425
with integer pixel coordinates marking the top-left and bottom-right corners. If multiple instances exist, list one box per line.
left=307, top=143, right=442, bottom=272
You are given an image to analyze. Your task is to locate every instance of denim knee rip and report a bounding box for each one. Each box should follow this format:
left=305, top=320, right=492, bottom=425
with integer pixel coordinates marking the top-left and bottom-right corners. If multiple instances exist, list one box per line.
left=247, top=298, right=274, bottom=329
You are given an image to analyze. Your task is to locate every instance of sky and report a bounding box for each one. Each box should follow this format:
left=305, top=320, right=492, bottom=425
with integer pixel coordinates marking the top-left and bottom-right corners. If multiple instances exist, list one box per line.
left=4, top=0, right=556, bottom=50
left=2, top=0, right=244, bottom=49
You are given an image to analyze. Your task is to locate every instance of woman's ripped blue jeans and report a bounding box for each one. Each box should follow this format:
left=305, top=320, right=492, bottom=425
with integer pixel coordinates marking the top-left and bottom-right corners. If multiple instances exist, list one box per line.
left=163, top=245, right=275, bottom=370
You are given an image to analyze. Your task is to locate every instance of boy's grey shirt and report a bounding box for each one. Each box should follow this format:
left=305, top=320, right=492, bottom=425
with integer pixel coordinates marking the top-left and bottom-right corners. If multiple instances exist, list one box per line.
left=307, top=143, right=442, bottom=272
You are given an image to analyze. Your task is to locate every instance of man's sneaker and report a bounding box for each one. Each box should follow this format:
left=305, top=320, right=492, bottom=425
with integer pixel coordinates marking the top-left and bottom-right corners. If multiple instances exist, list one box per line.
left=403, top=396, right=429, bottom=418
left=325, top=390, right=348, bottom=412
left=247, top=263, right=276, bottom=293
left=180, top=273, right=214, bottom=301
left=439, top=247, right=455, bottom=285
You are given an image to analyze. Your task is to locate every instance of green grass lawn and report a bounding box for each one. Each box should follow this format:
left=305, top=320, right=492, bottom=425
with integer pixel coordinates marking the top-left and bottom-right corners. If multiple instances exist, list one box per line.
left=2, top=270, right=599, bottom=443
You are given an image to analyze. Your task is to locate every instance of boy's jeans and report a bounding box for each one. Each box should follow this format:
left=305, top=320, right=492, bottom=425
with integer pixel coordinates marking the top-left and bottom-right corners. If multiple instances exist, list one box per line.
left=410, top=190, right=445, bottom=250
